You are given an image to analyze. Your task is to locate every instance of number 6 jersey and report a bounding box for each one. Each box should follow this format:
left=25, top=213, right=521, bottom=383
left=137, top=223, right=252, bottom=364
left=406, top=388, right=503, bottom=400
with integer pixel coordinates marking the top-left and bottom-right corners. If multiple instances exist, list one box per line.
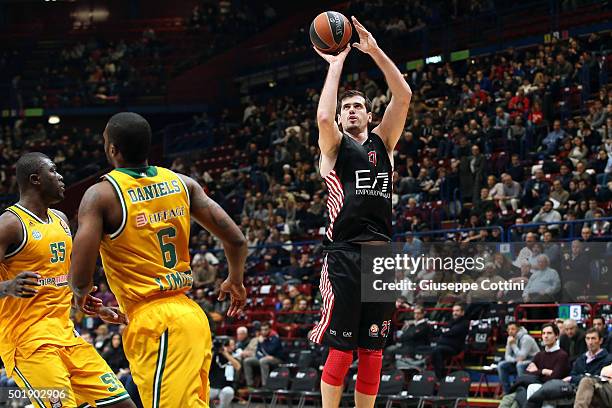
left=99, top=166, right=192, bottom=316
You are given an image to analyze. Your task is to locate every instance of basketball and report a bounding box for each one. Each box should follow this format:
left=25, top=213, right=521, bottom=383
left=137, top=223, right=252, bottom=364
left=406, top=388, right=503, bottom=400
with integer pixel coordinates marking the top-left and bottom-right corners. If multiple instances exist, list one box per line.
left=309, top=11, right=352, bottom=54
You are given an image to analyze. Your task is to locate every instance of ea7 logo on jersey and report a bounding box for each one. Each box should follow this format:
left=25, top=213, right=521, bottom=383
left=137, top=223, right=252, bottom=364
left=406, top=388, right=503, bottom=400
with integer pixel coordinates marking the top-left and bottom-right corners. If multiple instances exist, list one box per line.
left=355, top=170, right=391, bottom=198
left=368, top=151, right=377, bottom=166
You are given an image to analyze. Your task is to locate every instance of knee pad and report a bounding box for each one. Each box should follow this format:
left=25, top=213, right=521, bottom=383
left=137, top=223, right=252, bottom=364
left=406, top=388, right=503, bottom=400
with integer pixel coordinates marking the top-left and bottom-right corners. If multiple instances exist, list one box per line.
left=322, top=347, right=353, bottom=387
left=356, top=348, right=383, bottom=395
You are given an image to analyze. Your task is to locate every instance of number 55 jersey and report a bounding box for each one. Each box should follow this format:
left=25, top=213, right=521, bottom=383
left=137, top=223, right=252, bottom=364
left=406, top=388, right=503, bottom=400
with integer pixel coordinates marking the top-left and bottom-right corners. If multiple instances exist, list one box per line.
left=0, top=204, right=129, bottom=407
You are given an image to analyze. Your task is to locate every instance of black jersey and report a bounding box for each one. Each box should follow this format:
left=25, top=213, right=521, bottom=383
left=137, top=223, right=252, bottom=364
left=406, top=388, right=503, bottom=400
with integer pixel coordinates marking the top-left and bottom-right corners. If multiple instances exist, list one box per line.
left=323, top=132, right=393, bottom=244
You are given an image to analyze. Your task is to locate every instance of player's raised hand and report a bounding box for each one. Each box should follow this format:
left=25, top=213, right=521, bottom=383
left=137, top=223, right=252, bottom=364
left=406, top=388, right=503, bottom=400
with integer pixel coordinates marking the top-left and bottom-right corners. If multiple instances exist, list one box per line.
left=313, top=44, right=351, bottom=65
left=351, top=16, right=378, bottom=54
left=0, top=271, right=40, bottom=298
left=218, top=278, right=247, bottom=317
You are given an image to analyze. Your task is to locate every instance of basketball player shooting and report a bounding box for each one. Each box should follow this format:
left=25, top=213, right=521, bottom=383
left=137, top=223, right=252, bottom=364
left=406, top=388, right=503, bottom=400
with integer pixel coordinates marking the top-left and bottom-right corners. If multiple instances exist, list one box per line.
left=308, top=16, right=411, bottom=408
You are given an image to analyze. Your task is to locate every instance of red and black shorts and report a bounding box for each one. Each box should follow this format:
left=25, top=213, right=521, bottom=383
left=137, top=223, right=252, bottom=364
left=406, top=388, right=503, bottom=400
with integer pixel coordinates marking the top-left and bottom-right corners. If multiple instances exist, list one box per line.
left=308, top=244, right=396, bottom=350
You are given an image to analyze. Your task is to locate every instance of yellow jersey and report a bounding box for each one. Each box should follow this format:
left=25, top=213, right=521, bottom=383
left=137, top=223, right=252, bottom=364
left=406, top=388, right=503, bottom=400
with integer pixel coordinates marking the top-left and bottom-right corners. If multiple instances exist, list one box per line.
left=0, top=204, right=79, bottom=374
left=99, top=166, right=192, bottom=316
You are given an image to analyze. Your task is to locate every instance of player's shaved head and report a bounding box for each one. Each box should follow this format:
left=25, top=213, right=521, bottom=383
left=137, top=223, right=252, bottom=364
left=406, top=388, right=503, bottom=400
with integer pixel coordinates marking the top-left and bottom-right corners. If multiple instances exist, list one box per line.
left=15, top=152, right=51, bottom=190
left=105, top=112, right=151, bottom=165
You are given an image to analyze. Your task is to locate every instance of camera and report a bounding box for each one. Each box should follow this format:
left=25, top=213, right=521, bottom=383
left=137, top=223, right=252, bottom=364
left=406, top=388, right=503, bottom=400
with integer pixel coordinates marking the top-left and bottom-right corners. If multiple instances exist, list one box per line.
left=213, top=336, right=230, bottom=352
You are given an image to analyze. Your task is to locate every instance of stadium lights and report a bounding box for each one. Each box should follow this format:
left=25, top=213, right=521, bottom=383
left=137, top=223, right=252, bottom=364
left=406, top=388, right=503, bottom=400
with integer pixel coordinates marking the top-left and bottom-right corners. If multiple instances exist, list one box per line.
left=425, top=55, right=442, bottom=64
left=48, top=115, right=60, bottom=125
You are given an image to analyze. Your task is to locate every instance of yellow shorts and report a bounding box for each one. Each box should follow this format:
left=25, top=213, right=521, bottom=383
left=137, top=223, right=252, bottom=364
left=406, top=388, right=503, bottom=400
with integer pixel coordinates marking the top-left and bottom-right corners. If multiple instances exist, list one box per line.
left=12, top=338, right=130, bottom=408
left=123, top=294, right=212, bottom=408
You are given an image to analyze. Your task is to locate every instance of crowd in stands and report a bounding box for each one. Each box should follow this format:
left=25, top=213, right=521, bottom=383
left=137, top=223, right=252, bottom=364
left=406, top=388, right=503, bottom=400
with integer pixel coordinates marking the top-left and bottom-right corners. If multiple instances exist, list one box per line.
left=0, top=120, right=107, bottom=205
left=0, top=0, right=611, bottom=405
left=153, top=28, right=611, bottom=405
left=187, top=0, right=278, bottom=38
left=170, top=31, right=611, bottom=265
left=24, top=32, right=166, bottom=109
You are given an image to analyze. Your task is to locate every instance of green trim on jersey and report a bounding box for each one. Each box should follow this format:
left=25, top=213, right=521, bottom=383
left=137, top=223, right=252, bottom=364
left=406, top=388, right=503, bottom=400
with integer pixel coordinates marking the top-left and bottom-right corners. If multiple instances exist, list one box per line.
left=115, top=166, right=158, bottom=179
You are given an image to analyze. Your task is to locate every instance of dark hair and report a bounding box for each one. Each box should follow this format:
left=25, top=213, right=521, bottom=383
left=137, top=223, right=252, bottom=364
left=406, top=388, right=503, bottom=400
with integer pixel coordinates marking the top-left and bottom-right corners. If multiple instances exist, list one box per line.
left=585, top=327, right=602, bottom=339
left=453, top=303, right=465, bottom=312
left=15, top=152, right=50, bottom=190
left=542, top=322, right=559, bottom=336
left=106, top=112, right=152, bottom=164
left=507, top=321, right=520, bottom=329
left=337, top=90, right=372, bottom=114
left=261, top=322, right=271, bottom=329
left=593, top=316, right=605, bottom=324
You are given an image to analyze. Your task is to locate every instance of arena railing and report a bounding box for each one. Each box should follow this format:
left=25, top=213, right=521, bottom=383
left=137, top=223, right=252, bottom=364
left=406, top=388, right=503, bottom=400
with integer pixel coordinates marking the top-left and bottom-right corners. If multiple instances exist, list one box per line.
left=514, top=303, right=593, bottom=328
left=197, top=217, right=610, bottom=269
left=592, top=302, right=612, bottom=323
left=506, top=217, right=612, bottom=242
left=393, top=226, right=506, bottom=242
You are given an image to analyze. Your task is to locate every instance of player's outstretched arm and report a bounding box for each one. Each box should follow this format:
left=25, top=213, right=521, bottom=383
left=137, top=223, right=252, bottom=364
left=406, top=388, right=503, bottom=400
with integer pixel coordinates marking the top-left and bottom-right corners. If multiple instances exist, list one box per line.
left=180, top=174, right=248, bottom=317
left=315, top=45, right=350, bottom=162
left=351, top=16, right=412, bottom=153
left=0, top=211, right=41, bottom=299
left=69, top=184, right=105, bottom=306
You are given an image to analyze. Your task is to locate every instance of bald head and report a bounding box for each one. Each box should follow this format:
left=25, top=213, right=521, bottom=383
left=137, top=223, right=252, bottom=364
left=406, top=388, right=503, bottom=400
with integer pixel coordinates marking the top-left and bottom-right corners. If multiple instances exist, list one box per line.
left=563, top=319, right=578, bottom=338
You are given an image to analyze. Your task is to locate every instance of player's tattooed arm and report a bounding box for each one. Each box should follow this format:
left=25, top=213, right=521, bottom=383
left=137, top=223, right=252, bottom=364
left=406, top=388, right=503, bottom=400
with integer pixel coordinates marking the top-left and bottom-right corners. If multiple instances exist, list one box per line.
left=180, top=174, right=247, bottom=316
left=0, top=211, right=40, bottom=299
left=69, top=184, right=104, bottom=302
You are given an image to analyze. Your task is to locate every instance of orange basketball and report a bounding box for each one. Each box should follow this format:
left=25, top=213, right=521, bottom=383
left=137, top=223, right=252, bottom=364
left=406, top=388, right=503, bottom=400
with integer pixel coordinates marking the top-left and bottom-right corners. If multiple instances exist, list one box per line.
left=309, top=11, right=352, bottom=54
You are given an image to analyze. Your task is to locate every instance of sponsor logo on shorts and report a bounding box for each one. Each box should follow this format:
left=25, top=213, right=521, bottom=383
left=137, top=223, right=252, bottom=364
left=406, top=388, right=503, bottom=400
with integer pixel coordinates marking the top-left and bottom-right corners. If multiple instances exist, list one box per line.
left=369, top=324, right=379, bottom=338
left=342, top=331, right=352, bottom=338
left=49, top=396, right=62, bottom=408
left=32, top=230, right=42, bottom=240
left=329, top=329, right=337, bottom=336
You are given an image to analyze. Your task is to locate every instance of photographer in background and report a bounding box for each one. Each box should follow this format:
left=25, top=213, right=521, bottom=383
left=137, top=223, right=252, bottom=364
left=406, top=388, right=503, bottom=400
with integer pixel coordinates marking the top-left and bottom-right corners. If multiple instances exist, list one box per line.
left=210, top=337, right=241, bottom=408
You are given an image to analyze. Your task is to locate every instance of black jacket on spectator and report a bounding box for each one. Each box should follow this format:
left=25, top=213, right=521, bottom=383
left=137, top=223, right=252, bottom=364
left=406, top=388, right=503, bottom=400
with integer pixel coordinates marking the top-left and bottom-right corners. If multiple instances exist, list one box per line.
left=560, top=331, right=587, bottom=363
left=102, top=345, right=129, bottom=373
left=568, top=349, right=612, bottom=385
left=436, top=316, right=469, bottom=353
left=507, top=163, right=525, bottom=183
left=209, top=352, right=234, bottom=389
left=399, top=320, right=432, bottom=348
left=602, top=335, right=612, bottom=353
